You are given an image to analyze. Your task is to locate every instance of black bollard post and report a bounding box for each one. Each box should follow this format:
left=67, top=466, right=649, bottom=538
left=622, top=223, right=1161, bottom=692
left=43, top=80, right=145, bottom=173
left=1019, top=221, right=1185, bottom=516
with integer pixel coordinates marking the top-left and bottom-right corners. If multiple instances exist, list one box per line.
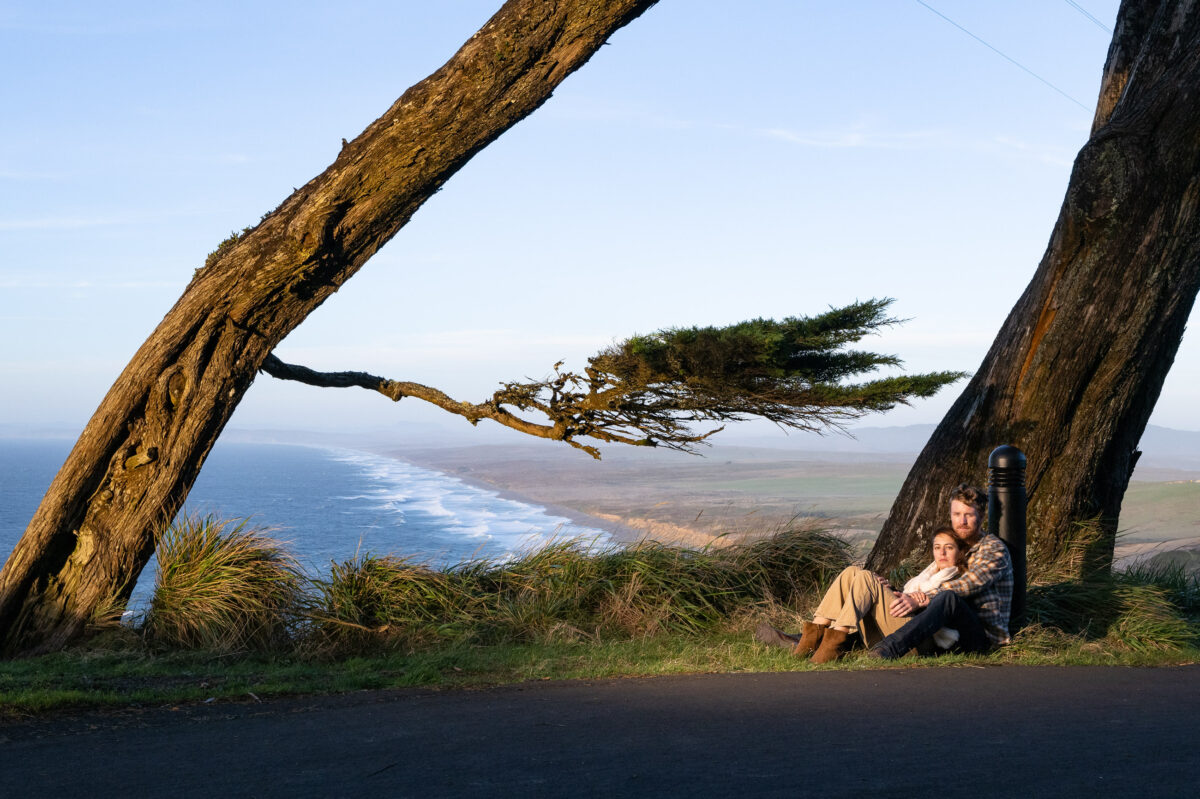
left=988, top=445, right=1027, bottom=628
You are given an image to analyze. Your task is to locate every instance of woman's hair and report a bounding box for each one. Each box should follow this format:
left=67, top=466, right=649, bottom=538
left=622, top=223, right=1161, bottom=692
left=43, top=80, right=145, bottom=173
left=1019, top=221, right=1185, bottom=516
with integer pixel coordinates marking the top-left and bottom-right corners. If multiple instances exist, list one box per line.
left=932, top=525, right=969, bottom=569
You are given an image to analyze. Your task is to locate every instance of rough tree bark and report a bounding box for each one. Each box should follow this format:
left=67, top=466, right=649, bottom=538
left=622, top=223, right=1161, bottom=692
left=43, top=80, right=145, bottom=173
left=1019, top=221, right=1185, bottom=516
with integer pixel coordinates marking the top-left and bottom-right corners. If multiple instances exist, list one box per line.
left=0, top=0, right=660, bottom=655
left=867, top=0, right=1200, bottom=579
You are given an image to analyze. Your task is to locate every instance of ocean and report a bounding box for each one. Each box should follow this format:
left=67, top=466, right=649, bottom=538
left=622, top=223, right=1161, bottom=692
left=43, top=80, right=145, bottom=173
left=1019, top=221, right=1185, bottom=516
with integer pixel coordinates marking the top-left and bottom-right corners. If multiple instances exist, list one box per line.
left=0, top=438, right=611, bottom=610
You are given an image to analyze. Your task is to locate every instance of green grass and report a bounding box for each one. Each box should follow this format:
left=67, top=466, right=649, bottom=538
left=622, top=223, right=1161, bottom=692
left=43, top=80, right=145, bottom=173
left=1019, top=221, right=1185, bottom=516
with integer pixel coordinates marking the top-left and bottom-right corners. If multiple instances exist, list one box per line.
left=689, top=475, right=901, bottom=516
left=1117, top=481, right=1200, bottom=542
left=2, top=520, right=1198, bottom=717
left=3, top=625, right=1196, bottom=718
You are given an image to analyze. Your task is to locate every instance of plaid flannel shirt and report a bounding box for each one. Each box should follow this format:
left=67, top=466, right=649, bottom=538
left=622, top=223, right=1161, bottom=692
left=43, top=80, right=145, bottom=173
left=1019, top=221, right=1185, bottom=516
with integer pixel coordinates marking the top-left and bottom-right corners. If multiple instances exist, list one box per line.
left=926, top=533, right=1013, bottom=645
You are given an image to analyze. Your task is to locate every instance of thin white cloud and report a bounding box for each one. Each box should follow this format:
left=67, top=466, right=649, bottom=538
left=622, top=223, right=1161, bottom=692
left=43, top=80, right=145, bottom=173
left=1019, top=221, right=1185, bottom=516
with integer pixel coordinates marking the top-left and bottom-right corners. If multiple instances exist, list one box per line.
left=881, top=329, right=996, bottom=349
left=758, top=125, right=1076, bottom=166
left=0, top=278, right=180, bottom=289
left=0, top=204, right=223, bottom=230
left=555, top=99, right=1078, bottom=165
left=0, top=11, right=209, bottom=36
left=276, top=329, right=613, bottom=369
left=0, top=168, right=67, bottom=181
left=0, top=359, right=121, bottom=372
left=548, top=102, right=696, bottom=130
left=757, top=126, right=947, bottom=150
left=0, top=216, right=133, bottom=231
left=990, top=135, right=1075, bottom=167
left=0, top=315, right=74, bottom=321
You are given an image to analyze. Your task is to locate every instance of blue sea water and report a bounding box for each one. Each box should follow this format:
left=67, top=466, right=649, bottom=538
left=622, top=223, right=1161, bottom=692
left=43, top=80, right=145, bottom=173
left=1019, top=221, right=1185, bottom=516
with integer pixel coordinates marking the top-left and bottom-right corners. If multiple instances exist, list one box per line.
left=0, top=438, right=610, bottom=611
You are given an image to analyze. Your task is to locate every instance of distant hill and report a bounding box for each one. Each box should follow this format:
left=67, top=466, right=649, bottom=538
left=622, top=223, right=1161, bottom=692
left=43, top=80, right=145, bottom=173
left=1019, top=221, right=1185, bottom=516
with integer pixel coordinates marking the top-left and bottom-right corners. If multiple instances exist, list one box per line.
left=717, top=424, right=936, bottom=454
left=5, top=420, right=1200, bottom=471
left=1134, top=426, right=1200, bottom=468
left=717, top=424, right=1200, bottom=472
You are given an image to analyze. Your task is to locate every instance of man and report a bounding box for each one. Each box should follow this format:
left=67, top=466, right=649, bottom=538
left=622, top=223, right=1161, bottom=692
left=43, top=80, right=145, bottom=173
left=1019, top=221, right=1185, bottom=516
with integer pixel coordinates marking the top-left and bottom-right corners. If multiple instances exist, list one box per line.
left=868, top=483, right=1013, bottom=659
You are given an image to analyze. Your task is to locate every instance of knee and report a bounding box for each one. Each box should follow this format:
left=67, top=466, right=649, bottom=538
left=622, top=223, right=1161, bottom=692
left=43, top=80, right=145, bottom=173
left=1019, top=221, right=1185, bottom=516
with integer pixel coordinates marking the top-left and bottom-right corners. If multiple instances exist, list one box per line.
left=834, top=565, right=867, bottom=584
left=929, top=591, right=959, bottom=611
left=842, top=565, right=874, bottom=584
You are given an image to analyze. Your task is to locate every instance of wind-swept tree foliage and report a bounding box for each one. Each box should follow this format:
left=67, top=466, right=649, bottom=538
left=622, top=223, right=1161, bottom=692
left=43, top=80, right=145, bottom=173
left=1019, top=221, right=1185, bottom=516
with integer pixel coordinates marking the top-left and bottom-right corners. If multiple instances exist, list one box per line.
left=868, top=0, right=1200, bottom=579
left=263, top=298, right=961, bottom=457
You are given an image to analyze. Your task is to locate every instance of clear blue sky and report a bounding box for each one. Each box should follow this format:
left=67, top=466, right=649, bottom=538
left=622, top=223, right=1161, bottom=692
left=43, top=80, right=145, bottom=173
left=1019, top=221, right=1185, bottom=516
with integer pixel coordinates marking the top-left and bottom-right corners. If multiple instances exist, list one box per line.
left=6, top=1, right=1191, bottom=441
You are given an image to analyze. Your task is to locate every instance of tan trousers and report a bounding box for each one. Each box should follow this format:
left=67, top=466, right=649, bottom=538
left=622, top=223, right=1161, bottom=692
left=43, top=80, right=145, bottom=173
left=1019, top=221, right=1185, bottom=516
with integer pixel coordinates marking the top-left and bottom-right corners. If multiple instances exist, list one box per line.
left=812, top=565, right=912, bottom=647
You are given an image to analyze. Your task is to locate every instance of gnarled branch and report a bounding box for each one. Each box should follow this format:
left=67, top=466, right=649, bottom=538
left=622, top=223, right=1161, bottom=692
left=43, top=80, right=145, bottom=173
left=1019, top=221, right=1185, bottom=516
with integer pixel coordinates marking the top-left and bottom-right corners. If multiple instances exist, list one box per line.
left=259, top=354, right=673, bottom=458
left=261, top=300, right=965, bottom=459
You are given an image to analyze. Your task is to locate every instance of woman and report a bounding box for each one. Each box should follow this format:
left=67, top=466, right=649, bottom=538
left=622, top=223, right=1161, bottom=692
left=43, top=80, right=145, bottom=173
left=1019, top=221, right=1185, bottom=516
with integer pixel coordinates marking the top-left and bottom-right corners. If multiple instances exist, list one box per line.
left=756, top=527, right=968, bottom=663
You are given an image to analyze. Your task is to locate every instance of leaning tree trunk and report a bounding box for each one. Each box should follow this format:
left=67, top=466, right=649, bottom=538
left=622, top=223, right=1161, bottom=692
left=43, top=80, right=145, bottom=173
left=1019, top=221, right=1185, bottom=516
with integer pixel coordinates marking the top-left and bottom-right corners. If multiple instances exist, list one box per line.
left=0, top=0, right=659, bottom=656
left=868, top=0, right=1200, bottom=579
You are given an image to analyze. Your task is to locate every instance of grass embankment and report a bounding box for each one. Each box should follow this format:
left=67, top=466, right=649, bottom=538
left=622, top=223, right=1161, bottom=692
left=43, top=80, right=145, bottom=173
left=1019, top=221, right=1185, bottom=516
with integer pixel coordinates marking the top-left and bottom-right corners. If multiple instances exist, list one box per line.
left=2, top=517, right=1198, bottom=717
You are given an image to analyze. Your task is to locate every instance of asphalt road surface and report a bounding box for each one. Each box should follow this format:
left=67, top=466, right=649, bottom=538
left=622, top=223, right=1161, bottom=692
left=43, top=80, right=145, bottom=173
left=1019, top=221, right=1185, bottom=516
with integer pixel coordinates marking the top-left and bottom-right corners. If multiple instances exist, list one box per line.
left=2, top=665, right=1197, bottom=798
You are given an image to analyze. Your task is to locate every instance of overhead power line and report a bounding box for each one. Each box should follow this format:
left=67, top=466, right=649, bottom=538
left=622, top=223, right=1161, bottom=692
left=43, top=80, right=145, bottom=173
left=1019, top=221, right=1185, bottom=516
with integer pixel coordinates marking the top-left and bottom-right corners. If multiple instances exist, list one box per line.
left=913, top=0, right=1092, bottom=112
left=1063, top=0, right=1113, bottom=34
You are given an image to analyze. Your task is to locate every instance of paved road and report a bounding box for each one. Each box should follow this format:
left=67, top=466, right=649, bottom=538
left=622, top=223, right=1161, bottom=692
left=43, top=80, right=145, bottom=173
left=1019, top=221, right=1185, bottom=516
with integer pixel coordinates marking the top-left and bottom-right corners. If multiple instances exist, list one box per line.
left=3, top=665, right=1197, bottom=797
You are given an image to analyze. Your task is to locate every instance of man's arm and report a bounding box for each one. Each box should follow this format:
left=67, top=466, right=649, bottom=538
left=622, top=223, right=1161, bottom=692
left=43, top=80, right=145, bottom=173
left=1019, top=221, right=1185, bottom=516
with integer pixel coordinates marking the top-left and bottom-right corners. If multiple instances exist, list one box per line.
left=926, top=536, right=1010, bottom=600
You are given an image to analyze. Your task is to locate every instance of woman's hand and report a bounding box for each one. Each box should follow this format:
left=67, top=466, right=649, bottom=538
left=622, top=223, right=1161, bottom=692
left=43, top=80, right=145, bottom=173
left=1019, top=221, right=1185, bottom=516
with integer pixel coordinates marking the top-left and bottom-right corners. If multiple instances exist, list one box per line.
left=888, top=592, right=921, bottom=617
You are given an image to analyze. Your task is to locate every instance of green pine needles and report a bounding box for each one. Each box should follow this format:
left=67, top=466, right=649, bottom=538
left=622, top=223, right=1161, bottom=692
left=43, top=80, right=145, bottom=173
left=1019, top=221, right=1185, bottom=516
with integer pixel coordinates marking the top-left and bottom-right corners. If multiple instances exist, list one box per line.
left=492, top=298, right=965, bottom=456
left=262, top=298, right=964, bottom=458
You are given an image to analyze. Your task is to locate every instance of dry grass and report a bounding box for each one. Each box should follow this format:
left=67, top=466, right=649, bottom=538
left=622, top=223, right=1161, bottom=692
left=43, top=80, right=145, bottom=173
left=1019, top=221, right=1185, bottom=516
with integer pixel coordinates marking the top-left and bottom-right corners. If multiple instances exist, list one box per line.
left=304, top=527, right=851, bottom=655
left=137, top=515, right=1197, bottom=664
left=1023, top=564, right=1198, bottom=655
left=6, top=522, right=1200, bottom=713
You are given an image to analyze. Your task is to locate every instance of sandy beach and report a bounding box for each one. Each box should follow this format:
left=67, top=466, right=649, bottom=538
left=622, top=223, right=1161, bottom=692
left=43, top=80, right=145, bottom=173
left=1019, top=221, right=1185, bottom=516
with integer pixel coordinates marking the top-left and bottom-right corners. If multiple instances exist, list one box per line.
left=377, top=441, right=1200, bottom=567
left=376, top=447, right=652, bottom=547
left=382, top=443, right=900, bottom=552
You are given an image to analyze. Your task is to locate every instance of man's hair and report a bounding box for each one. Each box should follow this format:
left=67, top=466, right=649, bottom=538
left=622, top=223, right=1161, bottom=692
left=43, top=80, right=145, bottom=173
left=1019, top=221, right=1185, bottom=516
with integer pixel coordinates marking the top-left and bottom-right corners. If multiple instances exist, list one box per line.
left=950, top=483, right=987, bottom=515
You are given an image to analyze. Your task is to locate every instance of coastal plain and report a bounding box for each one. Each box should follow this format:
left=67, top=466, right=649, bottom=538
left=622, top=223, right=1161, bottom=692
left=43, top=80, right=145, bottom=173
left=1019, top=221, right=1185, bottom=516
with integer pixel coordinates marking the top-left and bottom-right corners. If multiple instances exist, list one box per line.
left=390, top=439, right=1200, bottom=567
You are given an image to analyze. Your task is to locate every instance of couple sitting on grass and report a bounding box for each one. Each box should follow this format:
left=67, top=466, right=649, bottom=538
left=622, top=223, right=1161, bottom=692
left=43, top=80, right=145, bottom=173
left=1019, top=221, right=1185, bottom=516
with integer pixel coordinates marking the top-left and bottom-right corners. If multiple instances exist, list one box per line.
left=757, top=483, right=1013, bottom=663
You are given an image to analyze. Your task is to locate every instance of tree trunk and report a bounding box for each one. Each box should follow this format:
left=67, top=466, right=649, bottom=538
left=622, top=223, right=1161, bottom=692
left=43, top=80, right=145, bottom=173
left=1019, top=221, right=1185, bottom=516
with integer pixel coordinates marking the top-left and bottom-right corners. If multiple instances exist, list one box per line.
left=867, top=0, right=1200, bottom=579
left=0, top=0, right=659, bottom=656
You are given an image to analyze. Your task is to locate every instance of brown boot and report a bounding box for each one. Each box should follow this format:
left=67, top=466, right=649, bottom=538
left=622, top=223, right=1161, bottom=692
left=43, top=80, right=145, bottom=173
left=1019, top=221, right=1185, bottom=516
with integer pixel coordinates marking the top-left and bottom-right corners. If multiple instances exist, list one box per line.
left=754, top=622, right=801, bottom=649
left=791, top=621, right=827, bottom=657
left=810, top=628, right=855, bottom=664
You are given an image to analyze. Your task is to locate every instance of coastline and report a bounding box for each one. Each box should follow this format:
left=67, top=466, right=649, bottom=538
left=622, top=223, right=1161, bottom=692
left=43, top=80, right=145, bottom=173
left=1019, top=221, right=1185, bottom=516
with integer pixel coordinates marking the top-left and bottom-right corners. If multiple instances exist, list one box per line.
left=374, top=448, right=670, bottom=548
left=369, top=445, right=890, bottom=552
left=317, top=442, right=1200, bottom=564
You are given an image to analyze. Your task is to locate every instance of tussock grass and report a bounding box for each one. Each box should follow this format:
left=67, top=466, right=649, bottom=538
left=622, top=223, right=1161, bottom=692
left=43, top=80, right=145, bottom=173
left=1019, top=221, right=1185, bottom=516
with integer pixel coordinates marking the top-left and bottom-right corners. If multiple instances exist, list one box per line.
left=1022, top=558, right=1199, bottom=656
left=140, top=516, right=1198, bottom=660
left=1103, top=584, right=1193, bottom=653
left=143, top=515, right=305, bottom=652
left=1030, top=517, right=1115, bottom=583
left=307, top=528, right=852, bottom=655
left=11, top=518, right=1193, bottom=716
left=7, top=520, right=1200, bottom=710
left=1117, top=558, right=1200, bottom=614
left=307, top=554, right=468, bottom=653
